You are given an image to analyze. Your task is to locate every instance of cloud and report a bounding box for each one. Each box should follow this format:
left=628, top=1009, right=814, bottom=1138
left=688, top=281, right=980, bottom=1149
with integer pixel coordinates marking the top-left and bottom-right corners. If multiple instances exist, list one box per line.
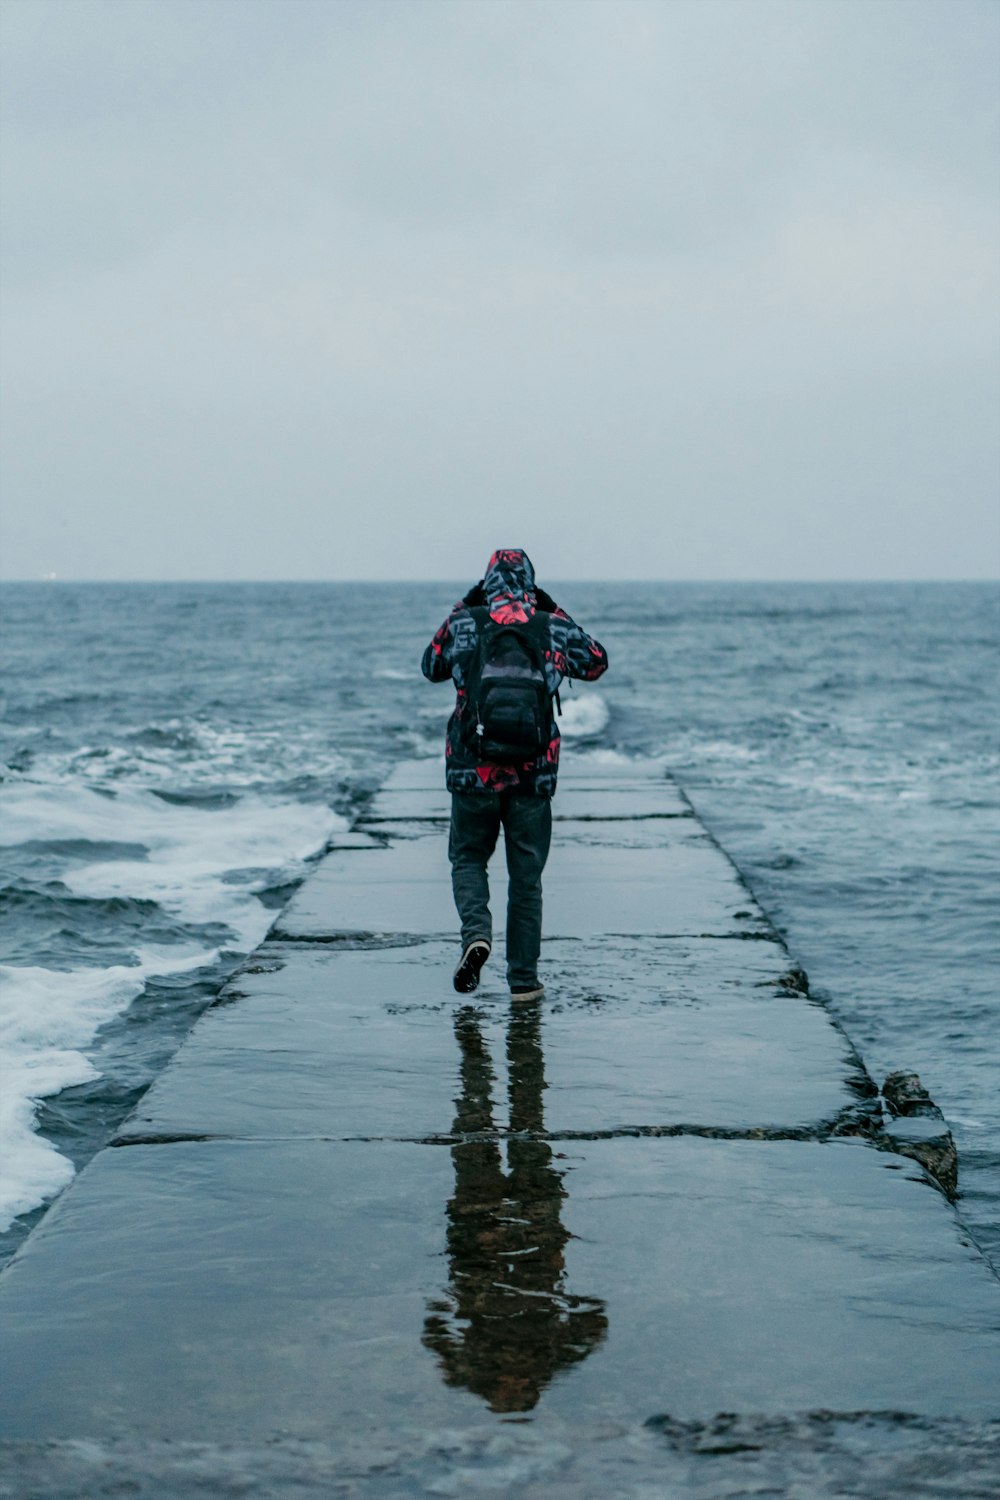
left=1, top=0, right=997, bottom=579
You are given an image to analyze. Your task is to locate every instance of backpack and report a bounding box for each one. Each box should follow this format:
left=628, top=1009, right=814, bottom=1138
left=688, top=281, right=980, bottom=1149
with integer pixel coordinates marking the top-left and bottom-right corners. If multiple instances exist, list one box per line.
left=463, top=608, right=553, bottom=764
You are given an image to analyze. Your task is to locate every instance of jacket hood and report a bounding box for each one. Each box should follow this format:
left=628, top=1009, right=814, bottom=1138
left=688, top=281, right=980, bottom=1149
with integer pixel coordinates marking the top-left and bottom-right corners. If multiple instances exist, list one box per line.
left=483, top=548, right=536, bottom=624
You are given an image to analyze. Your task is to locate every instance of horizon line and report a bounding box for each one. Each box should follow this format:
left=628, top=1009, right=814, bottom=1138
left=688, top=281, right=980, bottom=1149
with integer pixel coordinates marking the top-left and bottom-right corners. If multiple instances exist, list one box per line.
left=1, top=576, right=998, bottom=587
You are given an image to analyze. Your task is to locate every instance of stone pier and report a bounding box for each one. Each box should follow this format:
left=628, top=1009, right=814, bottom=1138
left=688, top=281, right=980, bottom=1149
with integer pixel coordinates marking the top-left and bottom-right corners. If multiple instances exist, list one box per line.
left=1, top=759, right=997, bottom=1496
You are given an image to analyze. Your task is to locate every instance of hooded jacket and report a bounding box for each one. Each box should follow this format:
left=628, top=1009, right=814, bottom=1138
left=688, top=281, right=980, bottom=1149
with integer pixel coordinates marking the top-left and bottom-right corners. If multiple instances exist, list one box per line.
left=421, top=549, right=608, bottom=795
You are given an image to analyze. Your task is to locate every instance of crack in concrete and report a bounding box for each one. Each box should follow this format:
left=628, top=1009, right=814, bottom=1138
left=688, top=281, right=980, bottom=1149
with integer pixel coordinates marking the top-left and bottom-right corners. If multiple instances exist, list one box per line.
left=358, top=811, right=697, bottom=823
left=109, top=1115, right=882, bottom=1151
left=112, top=1105, right=969, bottom=1207
left=267, top=931, right=441, bottom=947
left=266, top=928, right=779, bottom=944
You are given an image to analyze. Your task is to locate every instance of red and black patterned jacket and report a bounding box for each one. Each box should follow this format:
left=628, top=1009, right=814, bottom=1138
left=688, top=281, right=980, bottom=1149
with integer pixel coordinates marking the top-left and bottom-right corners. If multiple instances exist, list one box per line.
left=421, top=549, right=608, bottom=796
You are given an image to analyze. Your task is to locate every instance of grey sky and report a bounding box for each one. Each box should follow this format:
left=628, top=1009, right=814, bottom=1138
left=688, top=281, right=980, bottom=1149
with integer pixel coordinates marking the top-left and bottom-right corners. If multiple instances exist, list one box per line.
left=1, top=0, right=998, bottom=581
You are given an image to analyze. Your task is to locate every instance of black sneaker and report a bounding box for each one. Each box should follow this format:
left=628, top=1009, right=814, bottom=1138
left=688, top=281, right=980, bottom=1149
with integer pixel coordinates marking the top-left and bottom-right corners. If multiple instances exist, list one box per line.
left=510, top=984, right=545, bottom=1002
left=453, top=940, right=491, bottom=994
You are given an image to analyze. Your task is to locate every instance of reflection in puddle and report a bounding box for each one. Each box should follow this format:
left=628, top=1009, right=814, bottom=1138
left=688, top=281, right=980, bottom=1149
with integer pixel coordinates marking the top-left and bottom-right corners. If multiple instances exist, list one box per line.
left=423, top=1000, right=607, bottom=1413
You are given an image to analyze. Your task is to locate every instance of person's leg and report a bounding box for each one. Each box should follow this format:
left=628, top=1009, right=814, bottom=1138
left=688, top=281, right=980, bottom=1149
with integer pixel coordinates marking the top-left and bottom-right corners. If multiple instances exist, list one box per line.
left=449, top=791, right=502, bottom=950
left=501, top=792, right=553, bottom=993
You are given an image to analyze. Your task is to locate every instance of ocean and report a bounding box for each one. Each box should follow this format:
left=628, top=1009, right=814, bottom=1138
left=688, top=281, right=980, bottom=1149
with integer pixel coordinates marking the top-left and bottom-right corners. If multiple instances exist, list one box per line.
left=1, top=580, right=998, bottom=1272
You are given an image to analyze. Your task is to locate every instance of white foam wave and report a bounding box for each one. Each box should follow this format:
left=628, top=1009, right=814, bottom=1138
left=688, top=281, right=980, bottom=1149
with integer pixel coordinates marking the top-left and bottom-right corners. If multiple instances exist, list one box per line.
left=558, top=694, right=610, bottom=740
left=0, top=775, right=346, bottom=1231
left=24, top=718, right=348, bottom=795
left=2, top=778, right=342, bottom=946
left=0, top=965, right=147, bottom=1228
left=0, top=948, right=238, bottom=1229
left=563, top=746, right=656, bottom=770
left=680, top=738, right=761, bottom=764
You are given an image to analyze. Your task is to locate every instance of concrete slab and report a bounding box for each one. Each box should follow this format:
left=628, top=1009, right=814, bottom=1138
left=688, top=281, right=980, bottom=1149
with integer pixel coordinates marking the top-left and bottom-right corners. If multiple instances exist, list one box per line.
left=556, top=757, right=671, bottom=784
left=1, top=1137, right=997, bottom=1443
left=546, top=836, right=766, bottom=937
left=380, top=758, right=670, bottom=792
left=226, top=931, right=795, bottom=1005
left=323, top=830, right=385, bottom=850
left=363, top=815, right=698, bottom=844
left=114, top=1031, right=457, bottom=1143
left=4, top=759, right=997, bottom=1484
left=117, top=942, right=463, bottom=1143
left=364, top=787, right=452, bottom=820
left=273, top=839, right=453, bottom=938
left=380, top=758, right=445, bottom=791
left=528, top=950, right=868, bottom=1133
left=556, top=785, right=690, bottom=818
left=113, top=937, right=867, bottom=1143
left=556, top=818, right=707, bottom=847
left=368, top=756, right=689, bottom=822
left=274, top=827, right=762, bottom=941
left=363, top=782, right=690, bottom=822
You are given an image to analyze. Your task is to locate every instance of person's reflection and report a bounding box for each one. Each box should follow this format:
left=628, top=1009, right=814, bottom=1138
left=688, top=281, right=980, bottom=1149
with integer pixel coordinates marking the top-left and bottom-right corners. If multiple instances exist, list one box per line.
left=423, top=999, right=607, bottom=1413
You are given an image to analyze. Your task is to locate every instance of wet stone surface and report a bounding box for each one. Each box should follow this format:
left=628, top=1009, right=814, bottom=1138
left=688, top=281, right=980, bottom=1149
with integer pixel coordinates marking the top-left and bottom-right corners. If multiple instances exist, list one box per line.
left=274, top=822, right=766, bottom=942
left=115, top=939, right=871, bottom=1143
left=2, top=1416, right=1000, bottom=1500
left=362, top=758, right=690, bottom=823
left=2, top=757, right=998, bottom=1494
left=376, top=758, right=686, bottom=792
left=1, top=1137, right=999, bottom=1443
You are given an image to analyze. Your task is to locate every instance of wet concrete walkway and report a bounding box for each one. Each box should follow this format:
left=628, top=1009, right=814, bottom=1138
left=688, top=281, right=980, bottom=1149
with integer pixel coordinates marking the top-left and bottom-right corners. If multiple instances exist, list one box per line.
left=1, top=760, right=998, bottom=1495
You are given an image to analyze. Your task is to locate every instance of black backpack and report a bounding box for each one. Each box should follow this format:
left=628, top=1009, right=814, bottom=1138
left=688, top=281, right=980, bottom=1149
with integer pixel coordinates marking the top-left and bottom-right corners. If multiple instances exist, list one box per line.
left=463, top=608, right=553, bottom=764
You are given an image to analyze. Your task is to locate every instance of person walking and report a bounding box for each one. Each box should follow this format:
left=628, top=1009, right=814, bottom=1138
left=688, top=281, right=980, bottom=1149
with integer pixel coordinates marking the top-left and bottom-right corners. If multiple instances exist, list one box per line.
left=421, top=549, right=608, bottom=1000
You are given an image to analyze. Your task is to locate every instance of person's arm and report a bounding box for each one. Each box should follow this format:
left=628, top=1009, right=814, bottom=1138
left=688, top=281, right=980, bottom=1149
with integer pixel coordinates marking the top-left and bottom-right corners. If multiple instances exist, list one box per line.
left=421, top=588, right=481, bottom=681
left=421, top=609, right=458, bottom=682
left=551, top=606, right=608, bottom=682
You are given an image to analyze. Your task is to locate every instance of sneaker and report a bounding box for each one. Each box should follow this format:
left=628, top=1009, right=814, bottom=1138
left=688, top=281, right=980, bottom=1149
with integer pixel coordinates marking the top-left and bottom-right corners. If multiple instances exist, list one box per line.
left=510, top=984, right=545, bottom=1002
left=453, top=940, right=491, bottom=994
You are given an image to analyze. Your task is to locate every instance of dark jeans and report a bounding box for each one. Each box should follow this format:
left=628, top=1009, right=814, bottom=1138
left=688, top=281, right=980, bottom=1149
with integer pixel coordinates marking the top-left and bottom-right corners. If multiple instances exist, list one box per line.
left=448, top=790, right=553, bottom=990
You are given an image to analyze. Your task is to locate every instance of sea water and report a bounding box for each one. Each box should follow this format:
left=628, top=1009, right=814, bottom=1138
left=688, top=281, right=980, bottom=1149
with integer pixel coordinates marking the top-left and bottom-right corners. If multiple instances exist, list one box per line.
left=1, top=581, right=997, bottom=1270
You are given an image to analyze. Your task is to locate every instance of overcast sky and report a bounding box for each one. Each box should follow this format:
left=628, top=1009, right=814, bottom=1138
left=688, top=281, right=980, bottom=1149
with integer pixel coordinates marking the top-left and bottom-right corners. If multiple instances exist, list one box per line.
left=1, top=0, right=998, bottom=581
